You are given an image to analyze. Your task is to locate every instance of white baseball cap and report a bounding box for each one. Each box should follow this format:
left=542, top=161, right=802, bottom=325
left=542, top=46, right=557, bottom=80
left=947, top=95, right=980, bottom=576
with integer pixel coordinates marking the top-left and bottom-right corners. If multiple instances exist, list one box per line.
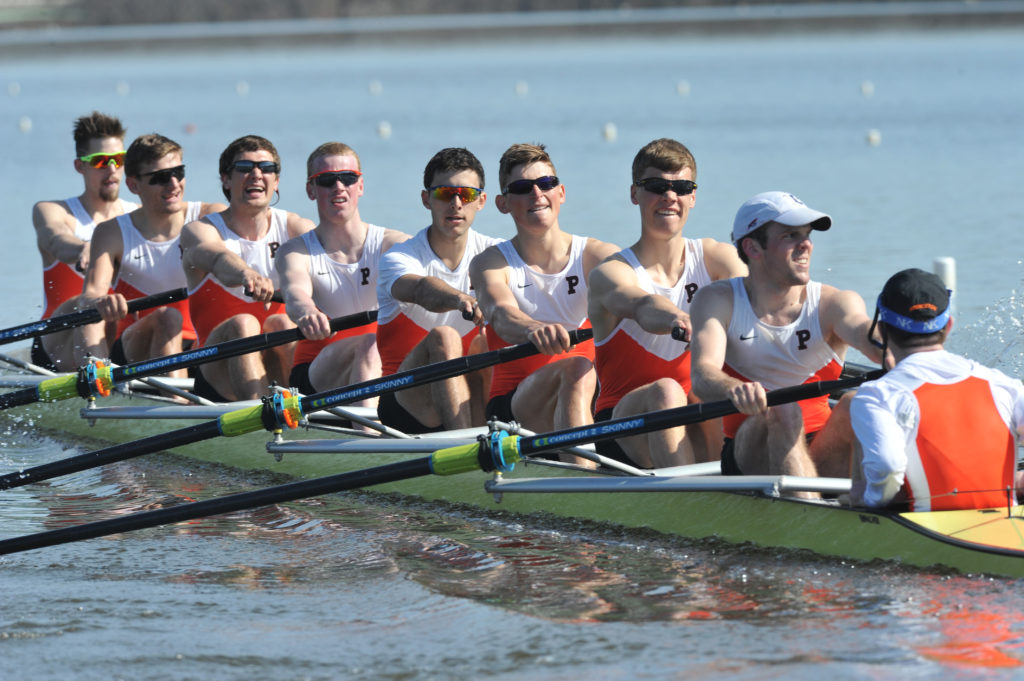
left=731, top=191, right=832, bottom=243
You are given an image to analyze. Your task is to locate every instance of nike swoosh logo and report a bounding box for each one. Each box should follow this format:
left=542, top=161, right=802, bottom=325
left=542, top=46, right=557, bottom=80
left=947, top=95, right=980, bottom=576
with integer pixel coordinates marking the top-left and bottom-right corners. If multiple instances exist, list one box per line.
left=517, top=283, right=532, bottom=288
left=740, top=332, right=757, bottom=341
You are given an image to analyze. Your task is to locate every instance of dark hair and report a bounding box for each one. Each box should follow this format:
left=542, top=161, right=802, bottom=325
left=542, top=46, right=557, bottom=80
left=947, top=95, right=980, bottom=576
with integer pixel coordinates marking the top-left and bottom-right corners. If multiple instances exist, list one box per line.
left=736, top=225, right=770, bottom=265
left=631, top=138, right=697, bottom=184
left=125, top=133, right=182, bottom=177
left=423, top=147, right=484, bottom=189
left=218, top=135, right=280, bottom=200
left=498, top=142, right=553, bottom=191
left=73, top=111, right=125, bottom=157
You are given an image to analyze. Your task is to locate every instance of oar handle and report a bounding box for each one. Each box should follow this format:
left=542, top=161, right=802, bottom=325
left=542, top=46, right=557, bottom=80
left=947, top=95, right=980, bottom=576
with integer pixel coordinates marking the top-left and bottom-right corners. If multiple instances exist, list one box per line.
left=243, top=287, right=285, bottom=304
left=0, top=288, right=188, bottom=346
left=671, top=326, right=689, bottom=343
left=124, top=287, right=189, bottom=314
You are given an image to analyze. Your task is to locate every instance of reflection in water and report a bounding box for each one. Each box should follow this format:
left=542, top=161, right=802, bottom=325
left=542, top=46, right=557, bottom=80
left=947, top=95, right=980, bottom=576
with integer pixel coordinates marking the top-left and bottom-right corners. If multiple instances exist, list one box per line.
left=3, top=439, right=1024, bottom=673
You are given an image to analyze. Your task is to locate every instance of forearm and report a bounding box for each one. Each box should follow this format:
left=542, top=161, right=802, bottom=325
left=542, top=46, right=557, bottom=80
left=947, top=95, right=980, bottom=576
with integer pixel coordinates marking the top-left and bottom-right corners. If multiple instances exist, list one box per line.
left=411, top=277, right=470, bottom=313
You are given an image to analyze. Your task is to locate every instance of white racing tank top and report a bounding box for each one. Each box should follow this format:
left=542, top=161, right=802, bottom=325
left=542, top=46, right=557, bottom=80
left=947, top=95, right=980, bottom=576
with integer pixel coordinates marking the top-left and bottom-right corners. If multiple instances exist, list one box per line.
left=496, top=234, right=589, bottom=328
left=302, top=224, right=386, bottom=317
left=724, top=277, right=842, bottom=390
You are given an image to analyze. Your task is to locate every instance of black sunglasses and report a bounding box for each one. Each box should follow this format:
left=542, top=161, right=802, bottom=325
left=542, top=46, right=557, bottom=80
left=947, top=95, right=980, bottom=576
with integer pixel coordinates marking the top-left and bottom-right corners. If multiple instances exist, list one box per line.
left=140, top=164, right=186, bottom=186
left=635, top=178, right=697, bottom=196
left=231, top=160, right=280, bottom=175
left=503, top=175, right=560, bottom=195
left=308, top=170, right=362, bottom=188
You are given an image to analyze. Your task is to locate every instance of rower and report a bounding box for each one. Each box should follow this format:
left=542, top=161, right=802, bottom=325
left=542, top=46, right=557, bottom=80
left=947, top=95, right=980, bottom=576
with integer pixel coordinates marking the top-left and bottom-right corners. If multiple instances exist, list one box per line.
left=31, top=112, right=138, bottom=371
left=276, top=141, right=408, bottom=404
left=689, top=191, right=883, bottom=487
left=374, top=147, right=498, bottom=433
left=74, top=133, right=225, bottom=375
left=849, top=268, right=1024, bottom=511
left=587, top=138, right=747, bottom=469
left=180, top=135, right=315, bottom=402
left=471, top=143, right=618, bottom=467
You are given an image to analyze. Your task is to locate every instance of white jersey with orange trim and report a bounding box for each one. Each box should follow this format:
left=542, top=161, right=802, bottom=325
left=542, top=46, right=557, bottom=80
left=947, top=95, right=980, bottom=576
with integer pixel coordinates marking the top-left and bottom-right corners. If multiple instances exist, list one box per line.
left=40, top=196, right=138, bottom=319
left=375, top=227, right=500, bottom=375
left=593, top=239, right=711, bottom=412
left=291, top=224, right=386, bottom=367
left=850, top=349, right=1024, bottom=511
left=722, top=277, right=844, bottom=437
left=188, top=208, right=290, bottom=345
left=112, top=213, right=193, bottom=340
left=487, top=235, right=594, bottom=399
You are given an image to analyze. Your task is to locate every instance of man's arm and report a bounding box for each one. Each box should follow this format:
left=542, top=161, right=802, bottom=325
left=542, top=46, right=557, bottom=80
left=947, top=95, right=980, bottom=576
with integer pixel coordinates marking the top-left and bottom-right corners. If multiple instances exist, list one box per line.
left=284, top=212, right=316, bottom=240
left=76, top=220, right=125, bottom=361
left=822, top=286, right=884, bottom=365
left=381, top=229, right=411, bottom=253
left=848, top=388, right=909, bottom=507
left=701, top=238, right=748, bottom=281
left=33, top=201, right=88, bottom=270
left=587, top=257, right=689, bottom=341
left=689, top=280, right=767, bottom=414
left=277, top=237, right=330, bottom=340
left=197, top=201, right=227, bottom=217
left=470, top=246, right=569, bottom=354
left=181, top=219, right=275, bottom=301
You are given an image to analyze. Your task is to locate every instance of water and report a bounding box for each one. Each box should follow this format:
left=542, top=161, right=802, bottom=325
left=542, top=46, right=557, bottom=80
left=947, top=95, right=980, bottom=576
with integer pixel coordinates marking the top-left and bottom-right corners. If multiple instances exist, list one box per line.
left=2, top=16, right=1024, bottom=680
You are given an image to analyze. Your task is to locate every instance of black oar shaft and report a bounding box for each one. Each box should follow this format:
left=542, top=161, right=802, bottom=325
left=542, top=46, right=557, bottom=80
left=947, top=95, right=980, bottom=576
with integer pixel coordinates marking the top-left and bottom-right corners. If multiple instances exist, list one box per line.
left=0, top=288, right=188, bottom=346
left=0, top=422, right=223, bottom=491
left=0, top=386, right=46, bottom=410
left=0, top=326, right=589, bottom=491
left=113, top=311, right=376, bottom=383
left=0, top=457, right=432, bottom=555
left=300, top=328, right=592, bottom=412
left=516, top=372, right=881, bottom=458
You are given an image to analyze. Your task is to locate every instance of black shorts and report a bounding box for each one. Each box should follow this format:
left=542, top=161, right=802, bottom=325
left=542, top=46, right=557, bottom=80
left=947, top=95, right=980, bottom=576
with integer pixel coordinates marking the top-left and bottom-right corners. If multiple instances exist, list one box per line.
left=485, top=389, right=517, bottom=424
left=377, top=391, right=445, bottom=435
left=193, top=366, right=232, bottom=403
left=593, top=407, right=644, bottom=468
left=288, top=362, right=316, bottom=396
left=30, top=336, right=58, bottom=372
left=720, top=432, right=818, bottom=475
left=109, top=336, right=128, bottom=366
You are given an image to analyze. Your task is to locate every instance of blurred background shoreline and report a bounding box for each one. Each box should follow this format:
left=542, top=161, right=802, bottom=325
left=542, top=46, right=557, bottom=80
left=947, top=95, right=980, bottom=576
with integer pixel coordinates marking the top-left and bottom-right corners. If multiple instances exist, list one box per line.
left=3, top=0, right=1024, bottom=54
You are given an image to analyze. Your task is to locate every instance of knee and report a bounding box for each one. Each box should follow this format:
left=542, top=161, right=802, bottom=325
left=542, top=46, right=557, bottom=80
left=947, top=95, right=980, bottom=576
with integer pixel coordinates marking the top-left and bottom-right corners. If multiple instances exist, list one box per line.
left=648, top=378, right=687, bottom=410
left=263, top=313, right=294, bottom=334
left=150, top=306, right=183, bottom=334
left=219, top=314, right=261, bottom=338
left=558, top=355, right=596, bottom=393
left=766, top=401, right=803, bottom=434
left=424, top=326, right=462, bottom=357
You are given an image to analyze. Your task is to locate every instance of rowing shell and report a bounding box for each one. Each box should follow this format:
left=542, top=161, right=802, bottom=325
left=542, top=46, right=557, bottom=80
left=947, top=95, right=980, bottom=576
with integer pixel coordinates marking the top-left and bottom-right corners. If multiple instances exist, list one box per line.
left=3, top=375, right=1024, bottom=578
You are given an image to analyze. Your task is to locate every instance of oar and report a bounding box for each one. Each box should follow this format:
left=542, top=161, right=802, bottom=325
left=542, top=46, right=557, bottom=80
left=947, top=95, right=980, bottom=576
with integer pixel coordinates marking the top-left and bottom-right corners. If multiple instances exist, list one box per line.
left=442, top=368, right=888, bottom=462
left=0, top=430, right=512, bottom=555
left=0, top=364, right=873, bottom=556
left=0, top=288, right=188, bottom=346
left=0, top=311, right=377, bottom=411
left=0, top=329, right=593, bottom=490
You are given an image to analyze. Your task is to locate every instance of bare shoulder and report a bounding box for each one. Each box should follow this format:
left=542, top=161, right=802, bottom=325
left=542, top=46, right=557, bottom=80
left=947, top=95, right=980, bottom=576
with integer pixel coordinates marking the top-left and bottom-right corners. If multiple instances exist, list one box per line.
left=469, top=243, right=509, bottom=273
left=589, top=254, right=635, bottom=293
left=699, top=237, right=747, bottom=280
left=285, top=212, right=316, bottom=238
left=199, top=201, right=227, bottom=216
left=584, top=236, right=619, bottom=262
left=691, top=278, right=736, bottom=314
left=276, top=232, right=309, bottom=260
left=382, top=228, right=411, bottom=251
left=32, top=199, right=72, bottom=229
left=820, top=283, right=868, bottom=311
